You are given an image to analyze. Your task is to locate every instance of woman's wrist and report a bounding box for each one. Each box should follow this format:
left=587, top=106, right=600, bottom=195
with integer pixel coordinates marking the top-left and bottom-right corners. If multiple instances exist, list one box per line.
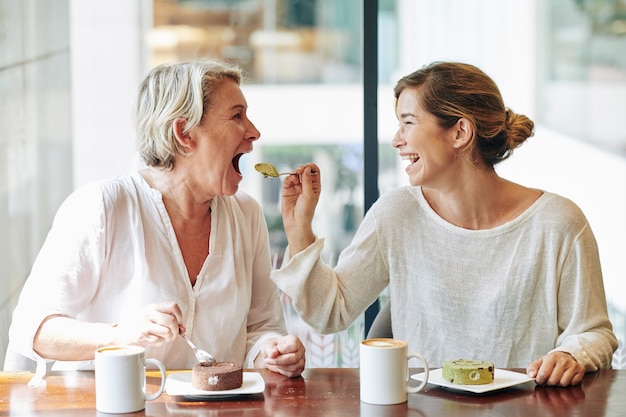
left=287, top=230, right=316, bottom=255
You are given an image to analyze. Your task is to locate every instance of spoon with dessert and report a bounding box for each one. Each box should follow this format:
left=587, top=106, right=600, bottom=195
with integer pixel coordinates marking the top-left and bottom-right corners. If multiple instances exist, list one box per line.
left=254, top=163, right=296, bottom=178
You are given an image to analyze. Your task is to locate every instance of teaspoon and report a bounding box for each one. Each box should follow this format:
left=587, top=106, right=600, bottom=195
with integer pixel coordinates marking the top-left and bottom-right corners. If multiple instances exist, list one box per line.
left=181, top=334, right=216, bottom=363
left=254, top=163, right=296, bottom=178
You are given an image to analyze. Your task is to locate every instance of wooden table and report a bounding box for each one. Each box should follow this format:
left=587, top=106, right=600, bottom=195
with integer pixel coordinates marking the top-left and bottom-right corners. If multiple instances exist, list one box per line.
left=1, top=368, right=624, bottom=416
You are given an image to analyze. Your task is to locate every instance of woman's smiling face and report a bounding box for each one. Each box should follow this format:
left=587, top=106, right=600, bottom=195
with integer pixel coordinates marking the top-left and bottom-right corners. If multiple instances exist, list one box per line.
left=186, top=79, right=260, bottom=198
left=391, top=87, right=458, bottom=188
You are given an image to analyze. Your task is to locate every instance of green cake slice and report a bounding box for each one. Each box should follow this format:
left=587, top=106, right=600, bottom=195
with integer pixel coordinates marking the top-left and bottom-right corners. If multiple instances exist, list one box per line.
left=442, top=359, right=495, bottom=385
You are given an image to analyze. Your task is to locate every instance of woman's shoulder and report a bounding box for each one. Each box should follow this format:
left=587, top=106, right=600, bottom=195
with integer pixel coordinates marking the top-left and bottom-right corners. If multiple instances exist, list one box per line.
left=536, top=191, right=586, bottom=218
left=369, top=186, right=423, bottom=217
left=58, top=175, right=159, bottom=224
left=364, top=186, right=425, bottom=230
left=530, top=191, right=590, bottom=230
left=374, top=186, right=420, bottom=206
left=66, top=174, right=148, bottom=205
left=49, top=175, right=144, bottom=231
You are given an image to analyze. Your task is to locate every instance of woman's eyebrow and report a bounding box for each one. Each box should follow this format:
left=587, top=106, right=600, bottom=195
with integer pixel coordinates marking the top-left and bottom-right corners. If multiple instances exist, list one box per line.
left=230, top=103, right=246, bottom=111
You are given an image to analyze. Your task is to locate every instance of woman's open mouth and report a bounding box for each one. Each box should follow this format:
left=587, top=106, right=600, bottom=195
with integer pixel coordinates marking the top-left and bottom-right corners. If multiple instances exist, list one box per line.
left=232, top=153, right=243, bottom=175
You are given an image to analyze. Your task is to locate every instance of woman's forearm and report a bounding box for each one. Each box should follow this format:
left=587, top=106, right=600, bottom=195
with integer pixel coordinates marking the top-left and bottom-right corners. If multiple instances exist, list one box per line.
left=33, top=315, right=119, bottom=361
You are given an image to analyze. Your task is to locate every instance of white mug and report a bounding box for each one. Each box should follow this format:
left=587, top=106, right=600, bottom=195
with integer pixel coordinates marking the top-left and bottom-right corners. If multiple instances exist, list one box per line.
left=95, top=345, right=166, bottom=414
left=359, top=338, right=429, bottom=405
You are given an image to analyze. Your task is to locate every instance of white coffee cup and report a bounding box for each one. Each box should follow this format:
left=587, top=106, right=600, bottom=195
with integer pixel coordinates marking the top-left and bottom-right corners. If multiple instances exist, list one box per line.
left=95, top=345, right=166, bottom=414
left=359, top=338, right=429, bottom=405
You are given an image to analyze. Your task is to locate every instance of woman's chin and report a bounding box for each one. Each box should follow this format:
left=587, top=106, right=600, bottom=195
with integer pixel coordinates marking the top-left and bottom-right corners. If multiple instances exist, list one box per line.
left=223, top=176, right=242, bottom=195
left=406, top=172, right=423, bottom=187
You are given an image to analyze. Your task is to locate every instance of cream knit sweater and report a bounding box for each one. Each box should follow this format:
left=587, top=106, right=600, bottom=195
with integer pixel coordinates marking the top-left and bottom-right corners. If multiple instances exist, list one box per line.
left=272, top=186, right=617, bottom=369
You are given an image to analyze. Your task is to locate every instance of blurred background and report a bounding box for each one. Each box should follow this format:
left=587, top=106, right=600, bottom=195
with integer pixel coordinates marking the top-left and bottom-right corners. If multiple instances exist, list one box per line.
left=1, top=0, right=625, bottom=369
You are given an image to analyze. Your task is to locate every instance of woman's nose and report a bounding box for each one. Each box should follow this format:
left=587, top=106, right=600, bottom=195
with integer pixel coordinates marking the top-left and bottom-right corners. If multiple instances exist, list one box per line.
left=247, top=120, right=261, bottom=141
left=391, top=130, right=404, bottom=148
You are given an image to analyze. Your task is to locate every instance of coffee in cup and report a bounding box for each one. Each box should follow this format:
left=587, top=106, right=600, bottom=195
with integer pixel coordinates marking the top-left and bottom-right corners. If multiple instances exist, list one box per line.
left=95, top=345, right=166, bottom=413
left=359, top=338, right=429, bottom=405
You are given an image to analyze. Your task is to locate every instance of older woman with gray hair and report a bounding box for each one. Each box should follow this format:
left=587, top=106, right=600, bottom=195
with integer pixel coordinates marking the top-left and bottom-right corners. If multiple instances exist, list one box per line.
left=5, top=58, right=306, bottom=377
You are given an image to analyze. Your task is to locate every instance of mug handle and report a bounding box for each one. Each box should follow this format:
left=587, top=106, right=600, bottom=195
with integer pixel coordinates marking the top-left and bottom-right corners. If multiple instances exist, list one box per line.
left=144, top=358, right=167, bottom=401
left=406, top=352, right=429, bottom=394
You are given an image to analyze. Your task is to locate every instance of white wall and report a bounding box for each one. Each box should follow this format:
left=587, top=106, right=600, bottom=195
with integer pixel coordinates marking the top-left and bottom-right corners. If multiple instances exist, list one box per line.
left=70, top=0, right=150, bottom=187
left=0, top=0, right=73, bottom=370
left=396, top=0, right=537, bottom=116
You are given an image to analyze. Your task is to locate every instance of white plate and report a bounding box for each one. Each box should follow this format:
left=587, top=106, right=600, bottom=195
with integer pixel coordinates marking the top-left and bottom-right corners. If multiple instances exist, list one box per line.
left=412, top=368, right=534, bottom=394
left=165, top=371, right=265, bottom=399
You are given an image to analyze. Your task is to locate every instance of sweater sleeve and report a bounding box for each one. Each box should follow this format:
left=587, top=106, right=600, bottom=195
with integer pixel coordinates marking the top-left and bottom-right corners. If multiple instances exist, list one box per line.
left=551, top=222, right=618, bottom=370
left=271, top=207, right=389, bottom=334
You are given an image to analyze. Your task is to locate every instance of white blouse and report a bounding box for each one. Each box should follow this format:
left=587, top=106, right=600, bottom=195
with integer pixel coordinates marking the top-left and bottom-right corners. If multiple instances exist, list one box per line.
left=5, top=173, right=285, bottom=372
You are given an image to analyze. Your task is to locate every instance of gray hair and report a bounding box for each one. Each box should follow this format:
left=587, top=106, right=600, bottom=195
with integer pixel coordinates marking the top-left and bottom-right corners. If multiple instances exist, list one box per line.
left=133, top=59, right=243, bottom=169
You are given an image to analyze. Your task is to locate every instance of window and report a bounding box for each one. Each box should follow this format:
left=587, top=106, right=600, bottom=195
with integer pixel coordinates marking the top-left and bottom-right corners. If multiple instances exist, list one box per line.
left=541, top=0, right=626, bottom=152
left=150, top=0, right=382, bottom=367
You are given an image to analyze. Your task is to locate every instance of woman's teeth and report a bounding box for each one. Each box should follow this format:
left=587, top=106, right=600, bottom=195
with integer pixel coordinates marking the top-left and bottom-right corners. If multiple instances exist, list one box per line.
left=401, top=154, right=420, bottom=163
